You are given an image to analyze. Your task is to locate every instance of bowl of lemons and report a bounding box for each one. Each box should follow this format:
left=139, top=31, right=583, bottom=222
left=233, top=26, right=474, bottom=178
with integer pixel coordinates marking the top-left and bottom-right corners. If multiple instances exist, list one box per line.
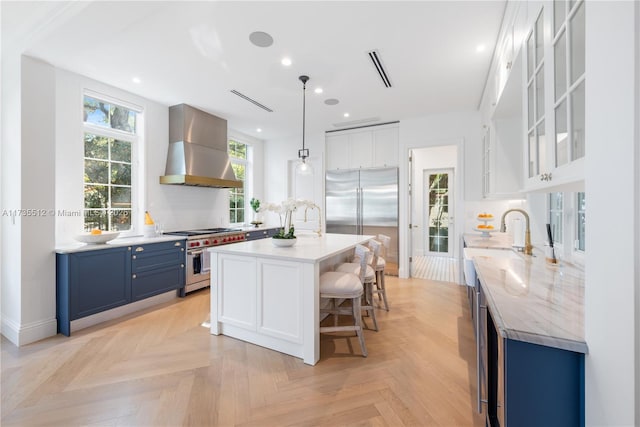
left=74, top=229, right=120, bottom=244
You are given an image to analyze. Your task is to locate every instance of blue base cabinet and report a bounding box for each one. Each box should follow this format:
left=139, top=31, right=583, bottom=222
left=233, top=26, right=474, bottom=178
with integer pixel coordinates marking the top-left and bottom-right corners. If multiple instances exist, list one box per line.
left=244, top=227, right=281, bottom=241
left=487, top=311, right=585, bottom=427
left=131, top=241, right=185, bottom=301
left=57, top=240, right=185, bottom=336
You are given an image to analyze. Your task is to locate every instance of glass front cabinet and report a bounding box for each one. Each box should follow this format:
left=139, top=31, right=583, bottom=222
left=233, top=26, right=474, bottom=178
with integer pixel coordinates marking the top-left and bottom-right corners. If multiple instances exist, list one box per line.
left=523, top=0, right=585, bottom=191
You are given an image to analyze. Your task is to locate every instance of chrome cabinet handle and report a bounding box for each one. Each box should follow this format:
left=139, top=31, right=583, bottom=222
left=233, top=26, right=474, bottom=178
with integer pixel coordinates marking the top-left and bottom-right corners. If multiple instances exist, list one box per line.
left=174, top=242, right=182, bottom=247
left=476, top=291, right=482, bottom=413
left=132, top=274, right=137, bottom=279
left=180, top=264, right=184, bottom=268
left=135, top=247, right=144, bottom=252
left=132, top=255, right=137, bottom=260
left=180, top=248, right=184, bottom=252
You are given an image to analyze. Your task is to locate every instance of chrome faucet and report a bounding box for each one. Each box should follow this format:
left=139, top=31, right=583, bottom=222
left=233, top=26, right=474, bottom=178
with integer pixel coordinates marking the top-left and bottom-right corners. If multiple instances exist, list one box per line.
left=500, top=208, right=533, bottom=255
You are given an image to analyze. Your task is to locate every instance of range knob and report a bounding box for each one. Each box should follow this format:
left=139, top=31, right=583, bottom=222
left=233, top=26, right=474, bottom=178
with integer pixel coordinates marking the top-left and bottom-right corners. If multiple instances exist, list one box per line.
left=223, top=238, right=227, bottom=243
left=213, top=239, right=218, bottom=245
left=204, top=240, right=210, bottom=245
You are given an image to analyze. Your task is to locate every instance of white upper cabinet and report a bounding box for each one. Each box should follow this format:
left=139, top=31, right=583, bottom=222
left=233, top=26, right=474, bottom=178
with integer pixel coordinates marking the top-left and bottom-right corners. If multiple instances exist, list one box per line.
left=325, top=124, right=399, bottom=171
left=480, top=0, right=585, bottom=195
left=522, top=0, right=585, bottom=191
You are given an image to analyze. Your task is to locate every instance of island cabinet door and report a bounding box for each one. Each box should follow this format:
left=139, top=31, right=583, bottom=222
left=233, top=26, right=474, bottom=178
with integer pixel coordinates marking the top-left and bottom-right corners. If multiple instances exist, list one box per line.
left=256, top=258, right=304, bottom=344
left=217, top=254, right=257, bottom=330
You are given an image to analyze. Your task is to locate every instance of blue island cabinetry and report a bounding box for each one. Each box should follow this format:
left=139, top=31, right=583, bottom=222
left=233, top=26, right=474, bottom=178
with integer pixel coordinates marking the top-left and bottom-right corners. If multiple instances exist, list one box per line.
left=56, top=240, right=185, bottom=336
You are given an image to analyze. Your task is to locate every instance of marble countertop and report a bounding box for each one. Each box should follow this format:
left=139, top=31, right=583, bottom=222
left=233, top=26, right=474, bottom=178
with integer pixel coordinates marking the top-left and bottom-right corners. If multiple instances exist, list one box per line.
left=463, top=232, right=514, bottom=250
left=55, top=234, right=186, bottom=254
left=208, top=233, right=373, bottom=263
left=472, top=249, right=587, bottom=354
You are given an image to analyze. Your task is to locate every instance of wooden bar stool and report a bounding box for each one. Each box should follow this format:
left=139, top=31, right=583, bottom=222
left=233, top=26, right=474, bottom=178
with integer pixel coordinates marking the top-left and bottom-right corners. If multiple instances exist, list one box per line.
left=374, top=234, right=391, bottom=311
left=335, top=240, right=379, bottom=331
left=319, top=244, right=370, bottom=357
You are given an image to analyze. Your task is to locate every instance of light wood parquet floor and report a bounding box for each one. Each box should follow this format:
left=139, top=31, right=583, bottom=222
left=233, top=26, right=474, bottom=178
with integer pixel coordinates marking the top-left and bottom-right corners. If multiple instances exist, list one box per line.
left=1, top=277, right=484, bottom=427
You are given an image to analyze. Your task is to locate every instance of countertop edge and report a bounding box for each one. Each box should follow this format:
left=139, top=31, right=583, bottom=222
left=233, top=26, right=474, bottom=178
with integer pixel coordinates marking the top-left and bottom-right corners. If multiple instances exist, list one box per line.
left=55, top=235, right=186, bottom=254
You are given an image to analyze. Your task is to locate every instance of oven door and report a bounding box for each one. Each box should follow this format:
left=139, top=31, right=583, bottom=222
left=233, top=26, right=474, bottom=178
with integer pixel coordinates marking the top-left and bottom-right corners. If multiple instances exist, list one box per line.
left=187, top=250, right=210, bottom=291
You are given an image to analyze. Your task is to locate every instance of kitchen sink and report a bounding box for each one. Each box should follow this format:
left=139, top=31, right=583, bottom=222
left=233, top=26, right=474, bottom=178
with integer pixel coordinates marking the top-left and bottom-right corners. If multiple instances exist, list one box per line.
left=463, top=248, right=520, bottom=287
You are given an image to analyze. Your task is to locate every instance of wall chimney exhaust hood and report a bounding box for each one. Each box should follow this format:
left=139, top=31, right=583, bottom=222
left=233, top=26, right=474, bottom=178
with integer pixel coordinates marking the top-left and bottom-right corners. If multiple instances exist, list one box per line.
left=159, top=104, right=242, bottom=188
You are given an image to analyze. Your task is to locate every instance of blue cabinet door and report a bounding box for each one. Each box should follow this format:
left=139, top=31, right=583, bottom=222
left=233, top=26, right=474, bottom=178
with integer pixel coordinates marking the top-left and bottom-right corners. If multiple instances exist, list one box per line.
left=57, top=246, right=132, bottom=335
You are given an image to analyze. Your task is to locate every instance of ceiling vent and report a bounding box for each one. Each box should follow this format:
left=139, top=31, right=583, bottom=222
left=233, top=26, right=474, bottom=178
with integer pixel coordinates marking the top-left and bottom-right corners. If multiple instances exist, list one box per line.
left=230, top=90, right=273, bottom=112
left=367, top=50, right=392, bottom=88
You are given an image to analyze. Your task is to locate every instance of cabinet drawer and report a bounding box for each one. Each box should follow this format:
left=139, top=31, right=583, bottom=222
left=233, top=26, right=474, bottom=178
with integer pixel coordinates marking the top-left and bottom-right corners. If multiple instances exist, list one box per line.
left=132, top=248, right=185, bottom=272
left=132, top=264, right=185, bottom=301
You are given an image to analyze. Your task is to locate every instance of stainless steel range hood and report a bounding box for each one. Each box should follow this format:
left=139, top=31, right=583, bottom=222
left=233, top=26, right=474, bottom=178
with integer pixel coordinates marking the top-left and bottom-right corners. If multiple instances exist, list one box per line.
left=159, top=104, right=242, bottom=188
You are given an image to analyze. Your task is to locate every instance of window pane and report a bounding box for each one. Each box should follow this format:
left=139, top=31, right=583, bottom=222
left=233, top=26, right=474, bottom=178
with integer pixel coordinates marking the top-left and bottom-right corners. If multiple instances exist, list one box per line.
left=84, top=96, right=109, bottom=127
left=571, top=80, right=586, bottom=160
left=231, top=163, right=245, bottom=181
left=527, top=83, right=535, bottom=129
left=111, top=186, right=131, bottom=209
left=554, top=30, right=567, bottom=101
left=528, top=130, right=536, bottom=177
left=84, top=96, right=137, bottom=134
left=110, top=163, right=131, bottom=185
left=84, top=159, right=109, bottom=184
left=84, top=185, right=108, bottom=208
left=554, top=0, right=567, bottom=35
left=570, top=2, right=585, bottom=83
left=111, top=210, right=131, bottom=231
left=536, top=68, right=545, bottom=121
left=577, top=192, right=586, bottom=251
left=549, top=192, right=563, bottom=245
left=84, top=133, right=109, bottom=159
left=229, top=140, right=247, bottom=159
left=555, top=99, right=568, bottom=167
left=535, top=11, right=544, bottom=65
left=527, top=33, right=535, bottom=79
left=537, top=120, right=546, bottom=174
left=111, top=139, right=131, bottom=162
left=84, top=210, right=108, bottom=231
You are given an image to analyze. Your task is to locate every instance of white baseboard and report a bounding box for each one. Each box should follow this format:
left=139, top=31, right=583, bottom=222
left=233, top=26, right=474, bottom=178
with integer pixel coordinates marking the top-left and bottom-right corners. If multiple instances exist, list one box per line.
left=2, top=315, right=57, bottom=346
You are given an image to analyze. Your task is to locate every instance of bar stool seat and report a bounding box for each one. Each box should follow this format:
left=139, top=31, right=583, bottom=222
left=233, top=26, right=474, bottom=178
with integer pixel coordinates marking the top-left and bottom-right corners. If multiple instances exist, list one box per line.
left=319, top=244, right=370, bottom=357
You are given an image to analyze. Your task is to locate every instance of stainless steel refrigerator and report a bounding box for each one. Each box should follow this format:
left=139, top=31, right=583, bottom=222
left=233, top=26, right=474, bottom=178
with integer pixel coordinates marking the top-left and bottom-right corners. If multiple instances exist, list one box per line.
left=325, top=167, right=398, bottom=265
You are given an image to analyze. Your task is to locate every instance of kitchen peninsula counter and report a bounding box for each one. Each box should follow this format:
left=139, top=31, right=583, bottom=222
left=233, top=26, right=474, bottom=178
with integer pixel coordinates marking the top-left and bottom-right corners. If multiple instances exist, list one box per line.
left=207, top=233, right=373, bottom=365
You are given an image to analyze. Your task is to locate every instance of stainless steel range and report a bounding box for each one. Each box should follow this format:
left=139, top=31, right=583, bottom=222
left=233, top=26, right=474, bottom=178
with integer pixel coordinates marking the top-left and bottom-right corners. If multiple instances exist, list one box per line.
left=164, top=228, right=246, bottom=293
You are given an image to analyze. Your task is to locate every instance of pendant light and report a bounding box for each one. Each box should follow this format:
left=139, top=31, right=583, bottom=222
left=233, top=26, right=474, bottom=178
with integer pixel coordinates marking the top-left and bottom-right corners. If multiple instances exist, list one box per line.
left=296, top=75, right=313, bottom=176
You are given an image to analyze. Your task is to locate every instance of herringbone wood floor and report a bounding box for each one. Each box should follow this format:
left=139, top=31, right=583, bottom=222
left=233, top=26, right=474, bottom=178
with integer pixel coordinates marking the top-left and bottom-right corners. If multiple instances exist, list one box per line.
left=1, top=277, right=484, bottom=427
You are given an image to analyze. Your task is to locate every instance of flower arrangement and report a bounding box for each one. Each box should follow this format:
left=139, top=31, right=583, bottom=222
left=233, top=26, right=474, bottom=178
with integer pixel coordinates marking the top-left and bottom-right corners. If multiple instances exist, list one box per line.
left=260, top=198, right=321, bottom=239
left=250, top=198, right=263, bottom=227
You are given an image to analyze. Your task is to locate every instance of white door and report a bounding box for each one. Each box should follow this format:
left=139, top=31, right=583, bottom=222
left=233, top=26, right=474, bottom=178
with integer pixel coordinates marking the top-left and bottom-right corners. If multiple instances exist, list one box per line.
left=424, top=168, right=454, bottom=257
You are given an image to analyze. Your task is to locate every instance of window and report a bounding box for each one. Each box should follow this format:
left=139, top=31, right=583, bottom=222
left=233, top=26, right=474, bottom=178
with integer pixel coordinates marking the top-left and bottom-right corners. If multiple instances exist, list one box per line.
left=553, top=0, right=586, bottom=166
left=83, top=94, right=140, bottom=232
left=549, top=192, right=563, bottom=245
left=228, top=139, right=248, bottom=224
left=547, top=191, right=586, bottom=262
left=526, top=9, right=546, bottom=178
left=576, top=192, right=585, bottom=251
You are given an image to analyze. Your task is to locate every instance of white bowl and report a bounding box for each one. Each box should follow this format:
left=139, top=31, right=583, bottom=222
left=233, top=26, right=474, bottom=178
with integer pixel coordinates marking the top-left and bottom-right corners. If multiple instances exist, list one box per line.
left=271, top=237, right=297, bottom=247
left=74, top=231, right=120, bottom=244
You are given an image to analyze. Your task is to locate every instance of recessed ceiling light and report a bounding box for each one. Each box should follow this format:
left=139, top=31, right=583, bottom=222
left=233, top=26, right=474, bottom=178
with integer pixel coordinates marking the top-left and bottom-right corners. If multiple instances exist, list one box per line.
left=324, top=98, right=339, bottom=105
left=343, top=113, right=350, bottom=118
left=249, top=31, right=274, bottom=48
left=256, top=128, right=262, bottom=133
left=476, top=44, right=486, bottom=53
left=132, top=77, right=141, bottom=84
left=314, top=87, right=323, bottom=94
left=281, top=57, right=292, bottom=66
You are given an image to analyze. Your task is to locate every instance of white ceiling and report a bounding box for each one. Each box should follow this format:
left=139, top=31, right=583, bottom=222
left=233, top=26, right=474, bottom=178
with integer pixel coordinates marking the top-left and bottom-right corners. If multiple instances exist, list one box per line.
left=2, top=1, right=506, bottom=141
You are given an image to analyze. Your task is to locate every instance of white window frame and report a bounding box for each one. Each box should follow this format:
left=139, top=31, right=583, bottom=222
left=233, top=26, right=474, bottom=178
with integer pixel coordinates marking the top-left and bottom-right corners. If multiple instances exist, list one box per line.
left=228, top=138, right=253, bottom=226
left=82, top=90, right=142, bottom=236
left=547, top=190, right=585, bottom=266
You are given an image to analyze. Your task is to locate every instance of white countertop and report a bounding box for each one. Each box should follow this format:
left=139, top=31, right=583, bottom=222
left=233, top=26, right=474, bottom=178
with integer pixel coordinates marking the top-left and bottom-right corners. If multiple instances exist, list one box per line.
left=207, top=233, right=374, bottom=263
left=55, top=234, right=186, bottom=254
left=473, top=249, right=587, bottom=354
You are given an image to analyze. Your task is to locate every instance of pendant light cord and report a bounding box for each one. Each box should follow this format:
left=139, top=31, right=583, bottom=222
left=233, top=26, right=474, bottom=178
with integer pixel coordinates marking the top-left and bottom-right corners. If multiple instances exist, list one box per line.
left=298, top=75, right=310, bottom=161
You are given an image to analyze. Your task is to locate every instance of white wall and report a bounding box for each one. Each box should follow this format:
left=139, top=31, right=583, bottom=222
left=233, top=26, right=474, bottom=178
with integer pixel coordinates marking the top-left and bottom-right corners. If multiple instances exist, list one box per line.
left=585, top=2, right=638, bottom=425
left=398, top=111, right=482, bottom=277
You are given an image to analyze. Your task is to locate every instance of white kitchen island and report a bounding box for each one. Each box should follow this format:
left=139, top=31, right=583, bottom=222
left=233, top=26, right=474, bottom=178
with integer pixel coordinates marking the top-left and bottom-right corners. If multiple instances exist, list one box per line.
left=207, top=233, right=373, bottom=365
